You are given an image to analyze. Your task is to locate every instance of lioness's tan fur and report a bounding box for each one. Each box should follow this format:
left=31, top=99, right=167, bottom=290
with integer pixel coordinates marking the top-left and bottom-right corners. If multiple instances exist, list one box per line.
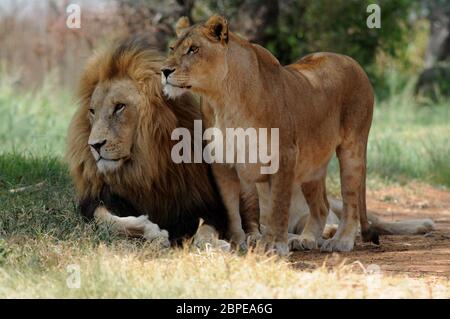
left=162, top=15, right=379, bottom=254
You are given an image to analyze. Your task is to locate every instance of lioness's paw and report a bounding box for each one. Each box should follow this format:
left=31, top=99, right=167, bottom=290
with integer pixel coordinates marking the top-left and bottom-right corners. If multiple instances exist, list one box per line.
left=289, top=234, right=317, bottom=251
left=192, top=237, right=231, bottom=252
left=259, top=239, right=289, bottom=256
left=320, top=237, right=354, bottom=252
left=246, top=231, right=263, bottom=246
left=229, top=229, right=248, bottom=254
left=269, top=241, right=289, bottom=256
left=215, top=239, right=232, bottom=252
left=232, top=240, right=248, bottom=254
left=192, top=236, right=207, bottom=250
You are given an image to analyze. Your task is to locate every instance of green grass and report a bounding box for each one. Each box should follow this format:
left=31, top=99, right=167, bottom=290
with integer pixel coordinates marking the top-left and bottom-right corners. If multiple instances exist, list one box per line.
left=0, top=75, right=74, bottom=157
left=327, top=84, right=450, bottom=191
left=0, top=154, right=79, bottom=239
left=0, top=73, right=449, bottom=298
left=370, top=83, right=449, bottom=185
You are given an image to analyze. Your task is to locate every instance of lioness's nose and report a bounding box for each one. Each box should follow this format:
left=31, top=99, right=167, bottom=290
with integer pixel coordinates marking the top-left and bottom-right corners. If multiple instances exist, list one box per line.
left=161, top=67, right=175, bottom=79
left=89, top=139, right=107, bottom=153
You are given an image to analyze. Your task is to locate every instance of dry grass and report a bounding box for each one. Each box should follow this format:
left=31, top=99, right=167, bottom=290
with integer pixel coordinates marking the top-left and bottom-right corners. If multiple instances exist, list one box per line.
left=0, top=238, right=449, bottom=299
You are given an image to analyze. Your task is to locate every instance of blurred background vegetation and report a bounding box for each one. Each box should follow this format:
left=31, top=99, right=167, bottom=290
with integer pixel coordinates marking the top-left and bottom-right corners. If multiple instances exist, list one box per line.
left=1, top=0, right=449, bottom=98
left=0, top=0, right=449, bottom=187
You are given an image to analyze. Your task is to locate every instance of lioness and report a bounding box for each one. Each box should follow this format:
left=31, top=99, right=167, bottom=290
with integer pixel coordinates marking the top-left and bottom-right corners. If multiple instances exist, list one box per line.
left=162, top=15, right=379, bottom=254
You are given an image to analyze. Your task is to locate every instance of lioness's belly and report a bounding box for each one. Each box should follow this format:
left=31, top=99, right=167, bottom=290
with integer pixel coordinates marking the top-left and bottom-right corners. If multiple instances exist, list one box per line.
left=293, top=142, right=337, bottom=183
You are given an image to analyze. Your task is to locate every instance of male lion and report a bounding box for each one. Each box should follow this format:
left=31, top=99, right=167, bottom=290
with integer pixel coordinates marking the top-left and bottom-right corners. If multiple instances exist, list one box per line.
left=161, top=15, right=430, bottom=254
left=66, top=38, right=229, bottom=247
left=67, top=37, right=433, bottom=250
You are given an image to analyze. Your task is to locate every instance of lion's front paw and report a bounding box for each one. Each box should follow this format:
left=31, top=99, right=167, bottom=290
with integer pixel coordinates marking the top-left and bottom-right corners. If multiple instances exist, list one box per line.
left=289, top=234, right=318, bottom=251
left=143, top=224, right=170, bottom=249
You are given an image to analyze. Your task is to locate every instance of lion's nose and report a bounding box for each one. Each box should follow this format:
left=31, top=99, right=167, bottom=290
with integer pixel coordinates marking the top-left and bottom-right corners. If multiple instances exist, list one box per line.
left=89, top=139, right=107, bottom=154
left=161, top=67, right=175, bottom=79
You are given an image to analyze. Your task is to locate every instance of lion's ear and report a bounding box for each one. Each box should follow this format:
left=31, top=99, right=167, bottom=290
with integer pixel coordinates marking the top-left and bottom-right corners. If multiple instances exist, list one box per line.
left=204, top=15, right=228, bottom=44
left=175, top=16, right=191, bottom=37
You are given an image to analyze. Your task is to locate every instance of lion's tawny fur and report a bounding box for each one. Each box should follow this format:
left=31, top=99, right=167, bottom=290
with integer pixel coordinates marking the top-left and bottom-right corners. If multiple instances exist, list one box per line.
left=66, top=38, right=227, bottom=240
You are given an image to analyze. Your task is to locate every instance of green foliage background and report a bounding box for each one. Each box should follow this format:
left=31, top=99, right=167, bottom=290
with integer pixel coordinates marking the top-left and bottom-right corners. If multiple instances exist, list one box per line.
left=187, top=0, right=423, bottom=98
left=204, top=1, right=412, bottom=65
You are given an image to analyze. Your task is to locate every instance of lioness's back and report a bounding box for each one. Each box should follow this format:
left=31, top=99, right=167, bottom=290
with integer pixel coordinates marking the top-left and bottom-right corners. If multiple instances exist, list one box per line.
left=288, top=52, right=373, bottom=100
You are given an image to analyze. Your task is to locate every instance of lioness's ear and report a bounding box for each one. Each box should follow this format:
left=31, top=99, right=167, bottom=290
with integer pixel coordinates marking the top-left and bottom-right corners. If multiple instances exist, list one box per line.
left=175, top=16, right=190, bottom=37
left=204, top=15, right=228, bottom=43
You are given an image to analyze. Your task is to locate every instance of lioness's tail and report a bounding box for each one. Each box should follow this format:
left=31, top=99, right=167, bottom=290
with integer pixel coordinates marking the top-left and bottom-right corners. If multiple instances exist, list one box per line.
left=366, top=214, right=435, bottom=235
left=328, top=197, right=435, bottom=236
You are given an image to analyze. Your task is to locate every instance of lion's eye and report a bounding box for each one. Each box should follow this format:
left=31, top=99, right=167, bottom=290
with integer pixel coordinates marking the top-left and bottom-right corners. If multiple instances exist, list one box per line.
left=114, top=103, right=126, bottom=115
left=169, top=46, right=175, bottom=52
left=89, top=108, right=95, bottom=116
left=188, top=45, right=199, bottom=54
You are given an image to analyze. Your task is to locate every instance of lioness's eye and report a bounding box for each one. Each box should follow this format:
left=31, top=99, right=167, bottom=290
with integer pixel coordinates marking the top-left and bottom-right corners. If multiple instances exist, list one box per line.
left=188, top=45, right=199, bottom=54
left=89, top=108, right=95, bottom=116
left=114, top=103, right=126, bottom=115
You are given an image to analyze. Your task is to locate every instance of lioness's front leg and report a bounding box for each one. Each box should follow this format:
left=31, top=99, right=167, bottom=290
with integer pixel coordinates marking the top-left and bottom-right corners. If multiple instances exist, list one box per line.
left=239, top=180, right=262, bottom=245
left=212, top=164, right=246, bottom=251
left=263, top=154, right=295, bottom=256
left=93, top=206, right=170, bottom=248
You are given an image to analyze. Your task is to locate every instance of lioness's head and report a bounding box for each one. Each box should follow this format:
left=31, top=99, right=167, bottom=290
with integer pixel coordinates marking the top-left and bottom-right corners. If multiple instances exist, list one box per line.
left=161, top=15, right=229, bottom=98
left=87, top=78, right=141, bottom=173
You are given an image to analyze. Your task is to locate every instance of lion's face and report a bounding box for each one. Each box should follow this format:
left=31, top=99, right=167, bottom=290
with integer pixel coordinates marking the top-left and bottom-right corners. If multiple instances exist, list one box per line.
left=161, top=15, right=229, bottom=99
left=88, top=78, right=141, bottom=174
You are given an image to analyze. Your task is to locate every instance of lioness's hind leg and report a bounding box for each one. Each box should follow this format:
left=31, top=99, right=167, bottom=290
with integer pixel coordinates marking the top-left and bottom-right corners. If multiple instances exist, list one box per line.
left=321, top=143, right=365, bottom=252
left=290, top=178, right=328, bottom=251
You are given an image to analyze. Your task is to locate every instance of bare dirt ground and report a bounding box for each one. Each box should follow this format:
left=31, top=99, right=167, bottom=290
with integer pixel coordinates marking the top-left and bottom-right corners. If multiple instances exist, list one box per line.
left=291, top=183, right=450, bottom=279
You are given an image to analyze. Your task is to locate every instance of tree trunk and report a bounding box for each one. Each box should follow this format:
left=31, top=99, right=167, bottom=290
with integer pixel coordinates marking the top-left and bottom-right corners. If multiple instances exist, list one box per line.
left=423, top=0, right=450, bottom=68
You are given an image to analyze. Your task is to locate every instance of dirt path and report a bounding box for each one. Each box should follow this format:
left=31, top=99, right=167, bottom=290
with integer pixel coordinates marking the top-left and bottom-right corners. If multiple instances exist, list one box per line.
left=291, top=183, right=450, bottom=279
